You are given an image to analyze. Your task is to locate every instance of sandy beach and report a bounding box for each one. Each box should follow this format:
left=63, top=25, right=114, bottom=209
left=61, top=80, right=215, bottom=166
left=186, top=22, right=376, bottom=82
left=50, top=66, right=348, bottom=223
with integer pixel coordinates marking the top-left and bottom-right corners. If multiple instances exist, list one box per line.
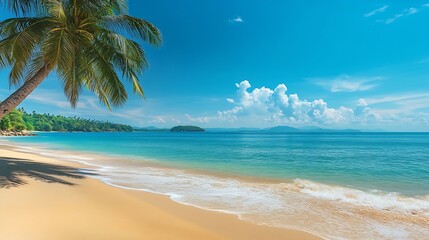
left=0, top=146, right=320, bottom=240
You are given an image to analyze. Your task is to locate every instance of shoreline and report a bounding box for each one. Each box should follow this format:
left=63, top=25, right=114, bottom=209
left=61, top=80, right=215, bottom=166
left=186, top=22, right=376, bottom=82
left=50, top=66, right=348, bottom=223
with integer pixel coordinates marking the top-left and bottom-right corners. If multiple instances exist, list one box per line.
left=0, top=144, right=321, bottom=240
left=0, top=130, right=37, bottom=136
left=2, top=138, right=429, bottom=239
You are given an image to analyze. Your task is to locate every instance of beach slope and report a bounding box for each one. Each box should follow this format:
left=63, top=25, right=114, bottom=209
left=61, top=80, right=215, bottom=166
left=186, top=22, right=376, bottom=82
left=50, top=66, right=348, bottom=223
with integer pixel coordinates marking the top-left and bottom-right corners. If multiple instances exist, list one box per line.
left=0, top=148, right=320, bottom=240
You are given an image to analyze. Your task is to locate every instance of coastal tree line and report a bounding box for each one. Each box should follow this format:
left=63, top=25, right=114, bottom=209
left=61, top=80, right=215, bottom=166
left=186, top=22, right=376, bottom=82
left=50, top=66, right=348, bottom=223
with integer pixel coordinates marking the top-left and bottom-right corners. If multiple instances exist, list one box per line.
left=0, top=108, right=132, bottom=132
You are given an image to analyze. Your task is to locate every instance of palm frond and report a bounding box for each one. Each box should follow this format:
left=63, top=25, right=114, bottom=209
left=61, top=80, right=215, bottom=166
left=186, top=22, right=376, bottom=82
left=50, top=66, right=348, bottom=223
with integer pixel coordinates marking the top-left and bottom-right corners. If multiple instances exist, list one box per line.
left=24, top=51, right=44, bottom=81
left=107, top=0, right=128, bottom=14
left=0, top=17, right=55, bottom=85
left=85, top=39, right=128, bottom=108
left=0, top=50, right=7, bottom=68
left=58, top=54, right=82, bottom=107
left=43, top=0, right=67, bottom=24
left=96, top=29, right=147, bottom=97
left=0, top=0, right=161, bottom=110
left=0, top=0, right=128, bottom=16
left=42, top=27, right=76, bottom=70
left=101, top=15, right=162, bottom=47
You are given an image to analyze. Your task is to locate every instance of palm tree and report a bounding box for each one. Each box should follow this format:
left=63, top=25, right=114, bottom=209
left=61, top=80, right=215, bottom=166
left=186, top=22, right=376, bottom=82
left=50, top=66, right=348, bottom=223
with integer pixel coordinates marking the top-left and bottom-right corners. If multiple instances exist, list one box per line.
left=0, top=0, right=162, bottom=119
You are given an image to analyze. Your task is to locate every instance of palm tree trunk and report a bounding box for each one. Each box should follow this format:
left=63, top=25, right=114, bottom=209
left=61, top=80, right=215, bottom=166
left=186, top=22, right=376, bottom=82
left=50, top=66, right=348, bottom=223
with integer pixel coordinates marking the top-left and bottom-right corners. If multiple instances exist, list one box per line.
left=0, top=66, right=51, bottom=120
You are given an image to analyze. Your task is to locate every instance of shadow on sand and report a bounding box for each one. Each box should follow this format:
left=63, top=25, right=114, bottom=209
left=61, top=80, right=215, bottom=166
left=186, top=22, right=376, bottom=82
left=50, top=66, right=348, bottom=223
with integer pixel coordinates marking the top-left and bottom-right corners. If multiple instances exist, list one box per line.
left=0, top=157, right=96, bottom=189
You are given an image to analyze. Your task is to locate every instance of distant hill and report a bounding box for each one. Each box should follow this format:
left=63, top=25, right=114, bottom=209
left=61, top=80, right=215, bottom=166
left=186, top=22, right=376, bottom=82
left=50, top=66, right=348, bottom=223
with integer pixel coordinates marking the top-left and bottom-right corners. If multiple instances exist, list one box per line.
left=298, top=126, right=325, bottom=131
left=171, top=126, right=205, bottom=132
left=206, top=127, right=262, bottom=132
left=266, top=126, right=360, bottom=133
left=142, top=126, right=159, bottom=130
left=298, top=126, right=360, bottom=132
left=266, top=126, right=300, bottom=132
left=134, top=126, right=169, bottom=132
left=205, top=126, right=361, bottom=133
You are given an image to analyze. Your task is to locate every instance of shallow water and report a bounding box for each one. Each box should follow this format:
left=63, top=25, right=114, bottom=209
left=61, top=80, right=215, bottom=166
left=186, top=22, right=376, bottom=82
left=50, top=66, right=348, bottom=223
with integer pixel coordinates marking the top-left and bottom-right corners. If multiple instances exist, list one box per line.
left=3, top=132, right=429, bottom=239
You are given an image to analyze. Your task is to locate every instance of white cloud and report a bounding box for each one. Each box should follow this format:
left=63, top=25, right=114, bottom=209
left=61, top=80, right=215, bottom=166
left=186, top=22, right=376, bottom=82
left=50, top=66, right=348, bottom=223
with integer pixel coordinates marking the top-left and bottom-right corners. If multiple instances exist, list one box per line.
left=209, top=80, right=361, bottom=126
left=364, top=92, right=429, bottom=105
left=0, top=88, right=169, bottom=127
left=383, top=7, right=418, bottom=24
left=185, top=114, right=210, bottom=123
left=150, top=116, right=166, bottom=124
left=184, top=81, right=429, bottom=131
left=26, top=92, right=78, bottom=109
left=226, top=98, right=235, bottom=103
left=311, top=75, right=383, bottom=93
left=423, top=3, right=429, bottom=7
left=4, top=80, right=428, bottom=130
left=0, top=88, right=88, bottom=110
left=365, top=5, right=389, bottom=17
left=363, top=93, right=429, bottom=115
left=384, top=14, right=404, bottom=24
left=408, top=7, right=418, bottom=14
left=229, top=17, right=244, bottom=23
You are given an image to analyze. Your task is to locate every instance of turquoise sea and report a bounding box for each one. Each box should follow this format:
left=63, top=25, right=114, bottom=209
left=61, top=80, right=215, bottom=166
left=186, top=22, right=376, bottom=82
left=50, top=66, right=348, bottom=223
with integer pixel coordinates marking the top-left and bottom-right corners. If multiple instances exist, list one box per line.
left=3, top=132, right=429, bottom=239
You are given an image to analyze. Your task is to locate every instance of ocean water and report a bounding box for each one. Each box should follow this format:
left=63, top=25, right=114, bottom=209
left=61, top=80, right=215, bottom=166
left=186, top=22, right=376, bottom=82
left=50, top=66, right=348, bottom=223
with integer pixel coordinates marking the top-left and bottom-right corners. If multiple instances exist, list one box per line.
left=2, top=132, right=429, bottom=239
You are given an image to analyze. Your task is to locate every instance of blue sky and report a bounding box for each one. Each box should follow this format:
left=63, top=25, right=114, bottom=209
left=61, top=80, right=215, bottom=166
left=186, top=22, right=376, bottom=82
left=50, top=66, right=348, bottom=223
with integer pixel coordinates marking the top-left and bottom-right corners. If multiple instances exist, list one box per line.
left=1, top=0, right=429, bottom=131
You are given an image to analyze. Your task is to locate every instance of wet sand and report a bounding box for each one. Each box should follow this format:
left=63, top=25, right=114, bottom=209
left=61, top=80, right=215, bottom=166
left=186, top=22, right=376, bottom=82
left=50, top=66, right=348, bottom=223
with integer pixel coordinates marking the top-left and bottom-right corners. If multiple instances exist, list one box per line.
left=0, top=147, right=321, bottom=240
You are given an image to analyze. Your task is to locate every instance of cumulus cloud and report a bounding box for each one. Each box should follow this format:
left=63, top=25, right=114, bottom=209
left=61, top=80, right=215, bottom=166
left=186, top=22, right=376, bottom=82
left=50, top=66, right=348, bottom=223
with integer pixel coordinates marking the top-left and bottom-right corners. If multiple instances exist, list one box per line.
left=200, top=81, right=429, bottom=130
left=311, top=75, right=383, bottom=93
left=364, top=5, right=389, bottom=17
left=8, top=80, right=428, bottom=130
left=209, top=80, right=371, bottom=126
left=184, top=80, right=429, bottom=130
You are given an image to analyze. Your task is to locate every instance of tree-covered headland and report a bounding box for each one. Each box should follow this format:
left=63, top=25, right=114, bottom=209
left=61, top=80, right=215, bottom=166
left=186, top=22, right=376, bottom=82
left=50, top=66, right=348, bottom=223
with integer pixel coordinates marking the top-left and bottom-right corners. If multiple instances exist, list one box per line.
left=0, top=108, right=132, bottom=132
left=170, top=126, right=205, bottom=132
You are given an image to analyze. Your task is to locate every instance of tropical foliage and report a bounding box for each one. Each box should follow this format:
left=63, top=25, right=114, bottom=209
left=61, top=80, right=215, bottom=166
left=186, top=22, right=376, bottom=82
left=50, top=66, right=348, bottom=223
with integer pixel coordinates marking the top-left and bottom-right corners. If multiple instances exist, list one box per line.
left=0, top=108, right=133, bottom=132
left=0, top=0, right=162, bottom=119
left=170, top=126, right=205, bottom=132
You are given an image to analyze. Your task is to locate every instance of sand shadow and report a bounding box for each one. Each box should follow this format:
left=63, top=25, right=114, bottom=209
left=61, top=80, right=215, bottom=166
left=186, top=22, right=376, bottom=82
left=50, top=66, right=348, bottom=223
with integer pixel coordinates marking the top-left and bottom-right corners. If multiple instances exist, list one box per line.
left=0, top=157, right=97, bottom=189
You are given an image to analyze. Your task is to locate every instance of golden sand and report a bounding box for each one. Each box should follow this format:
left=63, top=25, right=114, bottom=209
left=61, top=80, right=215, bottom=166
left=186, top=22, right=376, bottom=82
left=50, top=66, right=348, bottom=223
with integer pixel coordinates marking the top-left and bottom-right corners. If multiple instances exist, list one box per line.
left=0, top=148, right=320, bottom=240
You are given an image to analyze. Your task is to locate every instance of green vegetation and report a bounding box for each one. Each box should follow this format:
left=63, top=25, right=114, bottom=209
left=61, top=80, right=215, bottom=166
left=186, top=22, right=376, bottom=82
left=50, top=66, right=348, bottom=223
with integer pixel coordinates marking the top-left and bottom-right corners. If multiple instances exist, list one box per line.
left=0, top=108, right=132, bottom=132
left=0, top=0, right=162, bottom=120
left=171, top=126, right=205, bottom=132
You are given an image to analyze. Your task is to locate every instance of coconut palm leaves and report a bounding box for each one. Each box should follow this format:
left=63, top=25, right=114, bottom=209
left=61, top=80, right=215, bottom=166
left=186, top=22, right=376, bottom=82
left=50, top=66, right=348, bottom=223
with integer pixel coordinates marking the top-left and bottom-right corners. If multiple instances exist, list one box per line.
left=0, top=0, right=161, bottom=118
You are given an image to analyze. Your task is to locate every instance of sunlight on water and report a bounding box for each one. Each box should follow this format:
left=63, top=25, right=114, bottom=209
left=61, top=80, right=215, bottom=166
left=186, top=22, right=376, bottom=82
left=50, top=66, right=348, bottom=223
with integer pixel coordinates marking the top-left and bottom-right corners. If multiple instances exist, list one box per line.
left=3, top=132, right=429, bottom=239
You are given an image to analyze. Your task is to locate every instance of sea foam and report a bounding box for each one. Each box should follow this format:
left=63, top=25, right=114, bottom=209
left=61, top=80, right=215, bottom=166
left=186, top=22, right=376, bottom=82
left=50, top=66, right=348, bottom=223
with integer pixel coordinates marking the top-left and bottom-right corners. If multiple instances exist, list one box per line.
left=6, top=142, right=429, bottom=240
left=93, top=163, right=429, bottom=240
left=291, top=179, right=429, bottom=216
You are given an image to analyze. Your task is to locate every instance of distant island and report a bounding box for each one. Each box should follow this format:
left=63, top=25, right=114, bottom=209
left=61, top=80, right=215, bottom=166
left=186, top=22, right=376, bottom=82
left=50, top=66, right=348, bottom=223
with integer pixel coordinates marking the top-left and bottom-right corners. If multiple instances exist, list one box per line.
left=267, top=126, right=301, bottom=132
left=205, top=126, right=361, bottom=133
left=171, top=126, right=205, bottom=132
left=0, top=108, right=133, bottom=133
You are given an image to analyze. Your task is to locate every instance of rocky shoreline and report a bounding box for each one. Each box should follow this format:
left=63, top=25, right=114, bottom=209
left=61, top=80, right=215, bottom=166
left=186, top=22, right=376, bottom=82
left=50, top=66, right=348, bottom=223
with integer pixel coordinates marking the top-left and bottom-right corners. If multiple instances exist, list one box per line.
left=0, top=131, right=37, bottom=136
